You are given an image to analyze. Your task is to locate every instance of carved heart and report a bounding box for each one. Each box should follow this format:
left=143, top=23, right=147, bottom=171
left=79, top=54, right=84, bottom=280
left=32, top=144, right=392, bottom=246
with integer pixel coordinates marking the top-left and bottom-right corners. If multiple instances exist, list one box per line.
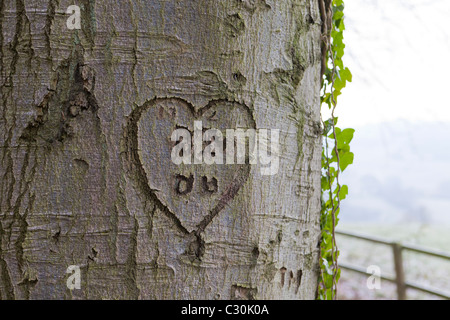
left=136, top=98, right=255, bottom=232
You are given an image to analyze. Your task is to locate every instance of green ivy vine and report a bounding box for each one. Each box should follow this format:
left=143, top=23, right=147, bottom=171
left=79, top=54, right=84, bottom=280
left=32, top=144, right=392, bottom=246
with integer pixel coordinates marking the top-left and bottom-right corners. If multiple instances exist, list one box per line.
left=318, top=0, right=354, bottom=300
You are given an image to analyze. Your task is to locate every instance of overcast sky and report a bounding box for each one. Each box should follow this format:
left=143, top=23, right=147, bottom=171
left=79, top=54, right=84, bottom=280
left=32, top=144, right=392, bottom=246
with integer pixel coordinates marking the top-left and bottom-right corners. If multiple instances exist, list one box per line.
left=335, top=0, right=450, bottom=226
left=337, top=0, right=450, bottom=127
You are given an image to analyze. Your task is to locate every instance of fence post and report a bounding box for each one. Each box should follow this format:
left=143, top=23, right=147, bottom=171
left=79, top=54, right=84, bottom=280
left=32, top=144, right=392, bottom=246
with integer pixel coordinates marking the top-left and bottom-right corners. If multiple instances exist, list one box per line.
left=392, top=243, right=406, bottom=300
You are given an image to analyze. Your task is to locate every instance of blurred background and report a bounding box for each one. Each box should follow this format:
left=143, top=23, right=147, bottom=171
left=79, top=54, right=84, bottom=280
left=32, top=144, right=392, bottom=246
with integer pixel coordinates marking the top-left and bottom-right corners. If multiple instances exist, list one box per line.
left=334, top=0, right=450, bottom=299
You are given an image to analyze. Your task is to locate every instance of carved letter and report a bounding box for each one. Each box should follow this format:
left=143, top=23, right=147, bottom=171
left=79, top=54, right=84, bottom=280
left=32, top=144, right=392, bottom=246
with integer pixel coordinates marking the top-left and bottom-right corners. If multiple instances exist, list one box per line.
left=202, top=176, right=218, bottom=193
left=176, top=174, right=194, bottom=195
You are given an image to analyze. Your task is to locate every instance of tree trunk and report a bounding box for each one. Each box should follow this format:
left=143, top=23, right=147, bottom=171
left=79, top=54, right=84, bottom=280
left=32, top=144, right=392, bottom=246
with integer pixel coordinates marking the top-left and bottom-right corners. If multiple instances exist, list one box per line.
left=0, top=0, right=323, bottom=300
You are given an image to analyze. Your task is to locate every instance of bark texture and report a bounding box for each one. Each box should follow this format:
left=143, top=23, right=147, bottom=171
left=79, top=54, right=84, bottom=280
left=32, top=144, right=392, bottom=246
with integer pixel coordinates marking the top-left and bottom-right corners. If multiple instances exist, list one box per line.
left=0, top=0, right=323, bottom=299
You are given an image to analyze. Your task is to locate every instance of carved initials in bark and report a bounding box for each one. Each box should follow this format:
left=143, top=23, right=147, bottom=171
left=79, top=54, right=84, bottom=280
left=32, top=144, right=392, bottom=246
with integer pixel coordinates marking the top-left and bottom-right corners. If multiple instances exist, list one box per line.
left=129, top=98, right=255, bottom=233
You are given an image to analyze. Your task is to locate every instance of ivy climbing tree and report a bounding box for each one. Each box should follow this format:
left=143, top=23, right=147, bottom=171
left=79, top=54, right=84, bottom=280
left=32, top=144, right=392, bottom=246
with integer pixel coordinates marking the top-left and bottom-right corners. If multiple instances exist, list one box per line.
left=318, top=0, right=354, bottom=300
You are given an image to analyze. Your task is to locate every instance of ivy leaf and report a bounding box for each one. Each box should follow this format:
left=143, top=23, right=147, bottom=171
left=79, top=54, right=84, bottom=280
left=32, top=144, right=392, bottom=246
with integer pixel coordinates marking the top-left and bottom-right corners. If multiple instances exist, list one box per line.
left=339, top=151, right=354, bottom=172
left=334, top=184, right=349, bottom=200
left=337, top=128, right=355, bottom=149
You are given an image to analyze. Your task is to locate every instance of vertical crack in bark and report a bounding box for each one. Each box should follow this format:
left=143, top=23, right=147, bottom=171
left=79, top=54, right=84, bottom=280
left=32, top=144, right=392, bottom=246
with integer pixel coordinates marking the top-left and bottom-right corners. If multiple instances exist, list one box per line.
left=296, top=269, right=303, bottom=294
left=10, top=0, right=24, bottom=77
left=129, top=3, right=139, bottom=94
left=0, top=1, right=37, bottom=299
left=80, top=0, right=96, bottom=48
left=15, top=210, right=30, bottom=298
left=145, top=202, right=156, bottom=241
left=319, top=0, right=332, bottom=82
left=280, top=267, right=287, bottom=287
left=2, top=0, right=35, bottom=209
left=12, top=145, right=38, bottom=299
left=15, top=0, right=34, bottom=69
left=44, top=0, right=59, bottom=60
left=0, top=222, right=15, bottom=299
left=125, top=216, right=140, bottom=299
left=0, top=0, right=5, bottom=81
left=109, top=204, right=119, bottom=264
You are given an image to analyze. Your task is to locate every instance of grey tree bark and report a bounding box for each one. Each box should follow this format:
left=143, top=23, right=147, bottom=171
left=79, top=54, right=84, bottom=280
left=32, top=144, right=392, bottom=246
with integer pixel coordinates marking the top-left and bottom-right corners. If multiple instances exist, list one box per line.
left=0, top=0, right=323, bottom=300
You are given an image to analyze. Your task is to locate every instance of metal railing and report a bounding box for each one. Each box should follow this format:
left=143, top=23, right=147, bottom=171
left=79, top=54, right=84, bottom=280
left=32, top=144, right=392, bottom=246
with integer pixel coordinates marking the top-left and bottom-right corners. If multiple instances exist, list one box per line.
left=336, top=229, right=450, bottom=300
